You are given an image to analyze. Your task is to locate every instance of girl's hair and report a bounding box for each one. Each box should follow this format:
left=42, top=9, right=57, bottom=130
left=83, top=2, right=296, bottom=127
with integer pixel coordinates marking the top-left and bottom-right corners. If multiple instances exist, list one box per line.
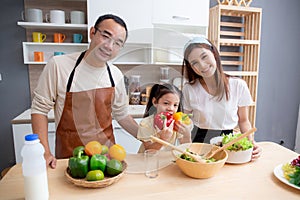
left=182, top=42, right=230, bottom=101
left=143, top=83, right=182, bottom=117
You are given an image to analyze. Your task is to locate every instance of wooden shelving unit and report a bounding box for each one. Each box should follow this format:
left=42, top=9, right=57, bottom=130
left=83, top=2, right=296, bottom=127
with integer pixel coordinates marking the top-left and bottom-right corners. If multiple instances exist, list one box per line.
left=208, top=4, right=262, bottom=128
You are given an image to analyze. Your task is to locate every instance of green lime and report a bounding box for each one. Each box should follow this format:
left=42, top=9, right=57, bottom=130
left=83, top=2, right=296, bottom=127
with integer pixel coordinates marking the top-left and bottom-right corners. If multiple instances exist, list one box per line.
left=101, top=145, right=109, bottom=155
left=86, top=170, right=104, bottom=181
left=106, top=159, right=123, bottom=176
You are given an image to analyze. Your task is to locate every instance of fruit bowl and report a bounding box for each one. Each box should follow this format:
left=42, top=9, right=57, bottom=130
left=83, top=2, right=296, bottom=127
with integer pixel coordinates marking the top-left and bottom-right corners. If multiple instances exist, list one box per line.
left=65, top=161, right=127, bottom=188
left=172, top=143, right=228, bottom=179
left=210, top=136, right=253, bottom=164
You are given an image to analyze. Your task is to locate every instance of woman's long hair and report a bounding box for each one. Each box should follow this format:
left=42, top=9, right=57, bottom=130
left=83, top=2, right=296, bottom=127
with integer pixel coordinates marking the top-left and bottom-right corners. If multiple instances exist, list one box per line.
left=182, top=42, right=230, bottom=101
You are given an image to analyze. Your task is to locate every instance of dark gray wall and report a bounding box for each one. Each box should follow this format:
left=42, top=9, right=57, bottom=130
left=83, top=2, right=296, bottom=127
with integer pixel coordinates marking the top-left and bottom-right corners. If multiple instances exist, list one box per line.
left=249, top=0, right=300, bottom=149
left=0, top=0, right=30, bottom=173
left=0, top=0, right=299, bottom=173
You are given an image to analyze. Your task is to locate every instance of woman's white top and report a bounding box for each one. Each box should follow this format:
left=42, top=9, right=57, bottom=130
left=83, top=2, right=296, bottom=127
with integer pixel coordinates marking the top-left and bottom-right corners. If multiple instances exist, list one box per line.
left=182, top=77, right=253, bottom=130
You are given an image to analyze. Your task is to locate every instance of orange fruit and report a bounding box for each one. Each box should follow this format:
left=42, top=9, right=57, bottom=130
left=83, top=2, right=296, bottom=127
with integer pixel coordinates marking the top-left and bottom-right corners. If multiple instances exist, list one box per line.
left=84, top=141, right=102, bottom=156
left=109, top=144, right=126, bottom=161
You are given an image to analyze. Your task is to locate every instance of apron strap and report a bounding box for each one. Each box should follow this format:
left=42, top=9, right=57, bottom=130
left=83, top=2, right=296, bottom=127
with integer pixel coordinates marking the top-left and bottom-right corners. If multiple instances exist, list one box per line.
left=66, top=52, right=115, bottom=92
left=106, top=63, right=115, bottom=87
left=66, top=51, right=86, bottom=92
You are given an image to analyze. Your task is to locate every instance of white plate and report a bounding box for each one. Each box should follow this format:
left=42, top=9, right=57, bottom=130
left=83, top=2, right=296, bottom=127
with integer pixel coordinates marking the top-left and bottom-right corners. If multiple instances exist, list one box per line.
left=273, top=164, right=300, bottom=190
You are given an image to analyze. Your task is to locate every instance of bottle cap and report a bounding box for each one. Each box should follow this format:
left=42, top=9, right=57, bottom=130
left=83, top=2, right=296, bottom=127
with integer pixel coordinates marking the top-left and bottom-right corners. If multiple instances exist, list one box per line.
left=25, top=134, right=39, bottom=141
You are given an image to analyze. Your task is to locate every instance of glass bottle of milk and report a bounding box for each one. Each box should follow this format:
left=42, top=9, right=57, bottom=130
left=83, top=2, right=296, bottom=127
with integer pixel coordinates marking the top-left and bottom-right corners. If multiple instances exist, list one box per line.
left=21, top=134, right=49, bottom=200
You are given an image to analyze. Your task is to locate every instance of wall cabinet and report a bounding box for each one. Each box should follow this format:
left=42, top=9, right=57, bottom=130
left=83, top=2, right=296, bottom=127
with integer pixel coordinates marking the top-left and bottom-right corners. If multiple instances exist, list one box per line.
left=87, top=0, right=210, bottom=65
left=152, top=0, right=209, bottom=27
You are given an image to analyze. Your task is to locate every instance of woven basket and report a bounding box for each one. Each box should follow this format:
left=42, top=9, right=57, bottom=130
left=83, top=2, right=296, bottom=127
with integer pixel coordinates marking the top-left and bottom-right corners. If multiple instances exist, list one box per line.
left=65, top=161, right=127, bottom=188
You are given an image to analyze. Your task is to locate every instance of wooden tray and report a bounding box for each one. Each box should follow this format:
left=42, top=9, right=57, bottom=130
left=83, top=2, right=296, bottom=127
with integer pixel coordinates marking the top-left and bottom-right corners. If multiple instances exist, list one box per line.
left=65, top=162, right=127, bottom=188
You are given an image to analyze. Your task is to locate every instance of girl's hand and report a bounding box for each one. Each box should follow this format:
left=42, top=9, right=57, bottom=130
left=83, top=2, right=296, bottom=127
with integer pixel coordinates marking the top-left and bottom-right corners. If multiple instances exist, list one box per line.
left=155, top=119, right=174, bottom=141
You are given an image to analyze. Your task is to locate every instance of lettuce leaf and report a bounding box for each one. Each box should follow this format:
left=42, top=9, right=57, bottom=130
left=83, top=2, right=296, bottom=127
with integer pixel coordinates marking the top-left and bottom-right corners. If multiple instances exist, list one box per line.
left=221, top=133, right=253, bottom=151
left=289, top=166, right=300, bottom=186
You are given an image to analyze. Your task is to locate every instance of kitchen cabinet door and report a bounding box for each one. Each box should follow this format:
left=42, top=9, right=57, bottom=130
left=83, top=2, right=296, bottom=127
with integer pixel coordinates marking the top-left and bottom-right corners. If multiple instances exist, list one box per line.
left=152, top=0, right=210, bottom=27
left=112, top=119, right=142, bottom=154
left=87, top=0, right=153, bottom=41
left=12, top=123, right=56, bottom=163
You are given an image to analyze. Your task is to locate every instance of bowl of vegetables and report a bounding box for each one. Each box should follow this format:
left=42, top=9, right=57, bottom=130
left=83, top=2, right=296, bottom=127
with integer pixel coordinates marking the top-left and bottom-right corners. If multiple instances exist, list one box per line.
left=210, top=133, right=253, bottom=164
left=172, top=143, right=228, bottom=179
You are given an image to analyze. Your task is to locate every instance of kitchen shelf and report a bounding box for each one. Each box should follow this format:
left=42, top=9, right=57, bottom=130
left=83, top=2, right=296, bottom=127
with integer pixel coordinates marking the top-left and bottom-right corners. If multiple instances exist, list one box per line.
left=208, top=4, right=262, bottom=128
left=17, top=21, right=88, bottom=30
left=22, top=42, right=89, bottom=64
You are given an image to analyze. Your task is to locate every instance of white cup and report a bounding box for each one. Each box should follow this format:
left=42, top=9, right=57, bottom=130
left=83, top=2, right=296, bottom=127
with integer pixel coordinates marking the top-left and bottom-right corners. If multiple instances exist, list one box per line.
left=144, top=149, right=159, bottom=178
left=22, top=8, right=43, bottom=23
left=70, top=11, right=85, bottom=24
left=46, top=10, right=65, bottom=24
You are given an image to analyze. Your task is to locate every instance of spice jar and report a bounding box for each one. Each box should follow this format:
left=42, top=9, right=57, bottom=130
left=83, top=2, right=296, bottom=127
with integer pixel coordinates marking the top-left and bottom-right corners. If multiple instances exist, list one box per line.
left=160, top=67, right=169, bottom=83
left=129, top=75, right=141, bottom=105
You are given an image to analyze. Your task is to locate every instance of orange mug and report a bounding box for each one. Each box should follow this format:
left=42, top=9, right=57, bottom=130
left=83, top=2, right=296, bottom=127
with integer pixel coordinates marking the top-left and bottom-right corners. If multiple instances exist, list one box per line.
left=53, top=33, right=66, bottom=43
left=34, top=51, right=44, bottom=62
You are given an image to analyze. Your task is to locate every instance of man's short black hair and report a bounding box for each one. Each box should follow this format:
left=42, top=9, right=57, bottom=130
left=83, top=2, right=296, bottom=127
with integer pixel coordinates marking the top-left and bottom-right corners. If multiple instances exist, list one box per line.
left=94, top=14, right=128, bottom=40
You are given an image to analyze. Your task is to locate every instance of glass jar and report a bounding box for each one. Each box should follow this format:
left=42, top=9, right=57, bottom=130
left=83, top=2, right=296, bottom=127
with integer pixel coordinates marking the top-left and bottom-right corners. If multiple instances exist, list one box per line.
left=129, top=75, right=141, bottom=105
left=160, top=67, right=169, bottom=83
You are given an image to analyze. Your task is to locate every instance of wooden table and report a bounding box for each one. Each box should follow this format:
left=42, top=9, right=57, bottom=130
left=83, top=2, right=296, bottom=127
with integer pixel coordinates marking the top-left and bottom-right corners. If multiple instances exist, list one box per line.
left=1, top=142, right=300, bottom=199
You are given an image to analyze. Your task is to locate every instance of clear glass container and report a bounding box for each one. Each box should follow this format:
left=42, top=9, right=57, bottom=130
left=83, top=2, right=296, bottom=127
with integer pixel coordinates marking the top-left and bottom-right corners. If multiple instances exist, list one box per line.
left=160, top=67, right=169, bottom=83
left=129, top=75, right=141, bottom=105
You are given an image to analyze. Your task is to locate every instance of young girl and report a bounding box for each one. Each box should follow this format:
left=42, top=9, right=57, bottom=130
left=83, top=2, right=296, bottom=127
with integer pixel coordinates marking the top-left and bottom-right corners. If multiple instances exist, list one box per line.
left=137, top=83, right=192, bottom=152
left=182, top=36, right=261, bottom=160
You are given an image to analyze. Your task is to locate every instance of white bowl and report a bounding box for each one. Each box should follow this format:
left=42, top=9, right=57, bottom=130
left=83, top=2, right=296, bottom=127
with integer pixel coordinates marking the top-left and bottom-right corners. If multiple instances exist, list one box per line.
left=210, top=136, right=253, bottom=164
left=225, top=148, right=253, bottom=164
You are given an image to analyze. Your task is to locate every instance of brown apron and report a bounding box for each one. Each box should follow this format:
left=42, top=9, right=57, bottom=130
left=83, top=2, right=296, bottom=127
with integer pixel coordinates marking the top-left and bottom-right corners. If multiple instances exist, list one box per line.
left=55, top=51, right=116, bottom=159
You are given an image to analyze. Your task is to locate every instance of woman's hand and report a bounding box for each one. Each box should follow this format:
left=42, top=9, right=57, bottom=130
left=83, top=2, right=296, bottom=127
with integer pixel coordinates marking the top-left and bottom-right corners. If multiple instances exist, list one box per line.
left=174, top=121, right=192, bottom=143
left=251, top=141, right=262, bottom=160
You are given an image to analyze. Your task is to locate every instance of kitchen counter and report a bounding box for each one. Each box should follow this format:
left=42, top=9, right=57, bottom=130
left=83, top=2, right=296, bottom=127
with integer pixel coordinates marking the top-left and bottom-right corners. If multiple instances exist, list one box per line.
left=1, top=142, right=300, bottom=199
left=11, top=105, right=146, bottom=124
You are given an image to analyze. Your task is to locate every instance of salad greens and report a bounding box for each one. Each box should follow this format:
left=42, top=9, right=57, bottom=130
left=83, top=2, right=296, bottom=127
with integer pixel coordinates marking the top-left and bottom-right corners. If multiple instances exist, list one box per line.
left=289, top=166, right=300, bottom=186
left=221, top=133, right=253, bottom=151
left=180, top=149, right=216, bottom=163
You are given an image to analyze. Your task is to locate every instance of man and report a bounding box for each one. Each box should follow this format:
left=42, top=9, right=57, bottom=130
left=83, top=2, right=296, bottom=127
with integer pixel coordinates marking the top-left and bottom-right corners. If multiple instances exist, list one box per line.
left=31, top=14, right=138, bottom=169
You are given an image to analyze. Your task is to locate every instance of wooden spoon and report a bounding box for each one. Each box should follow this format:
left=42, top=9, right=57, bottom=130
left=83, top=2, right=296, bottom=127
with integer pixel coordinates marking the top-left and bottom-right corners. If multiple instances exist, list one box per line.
left=150, top=136, right=205, bottom=163
left=204, top=127, right=257, bottom=159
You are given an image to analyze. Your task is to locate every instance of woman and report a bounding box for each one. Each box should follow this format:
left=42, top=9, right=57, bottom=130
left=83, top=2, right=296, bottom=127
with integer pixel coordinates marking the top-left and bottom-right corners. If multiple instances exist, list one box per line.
left=182, top=36, right=261, bottom=160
